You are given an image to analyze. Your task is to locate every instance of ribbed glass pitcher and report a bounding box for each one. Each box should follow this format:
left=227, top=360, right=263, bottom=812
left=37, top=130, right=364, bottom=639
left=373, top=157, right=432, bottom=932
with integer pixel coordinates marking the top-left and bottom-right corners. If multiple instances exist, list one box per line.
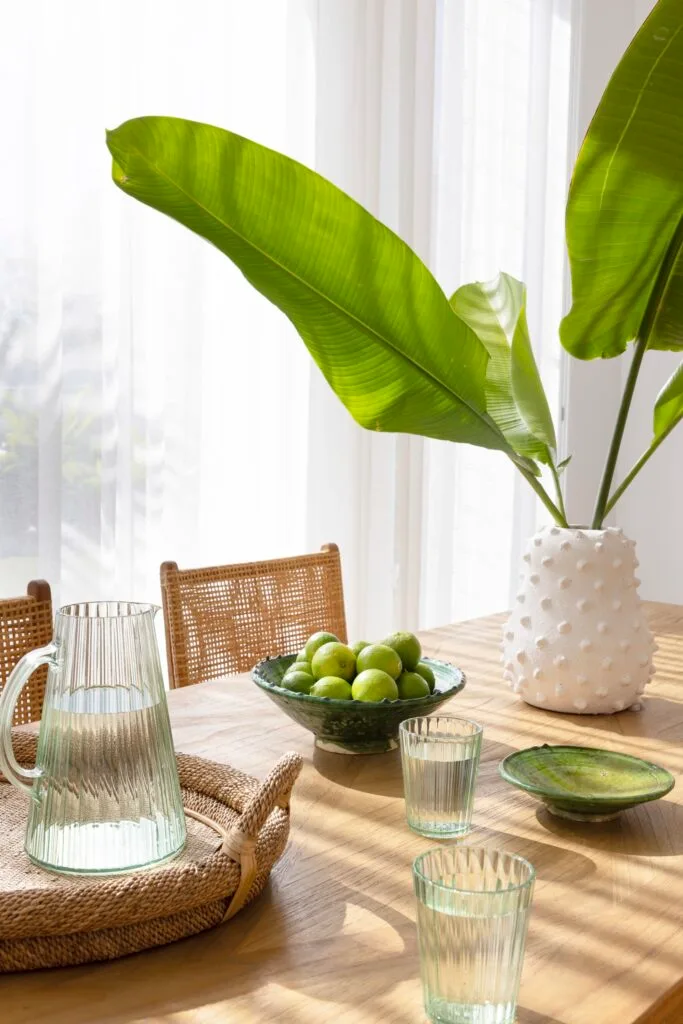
left=0, top=602, right=186, bottom=875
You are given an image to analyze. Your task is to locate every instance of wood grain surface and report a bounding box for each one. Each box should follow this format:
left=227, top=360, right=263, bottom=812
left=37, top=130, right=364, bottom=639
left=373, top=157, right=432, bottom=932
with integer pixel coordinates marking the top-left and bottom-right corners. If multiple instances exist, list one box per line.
left=2, top=602, right=682, bottom=1024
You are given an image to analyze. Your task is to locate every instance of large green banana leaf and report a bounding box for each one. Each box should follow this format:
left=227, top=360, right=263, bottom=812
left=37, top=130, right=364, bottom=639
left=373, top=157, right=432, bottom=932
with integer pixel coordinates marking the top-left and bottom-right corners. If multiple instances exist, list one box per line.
left=451, top=273, right=556, bottom=464
left=561, top=0, right=683, bottom=359
left=106, top=117, right=513, bottom=454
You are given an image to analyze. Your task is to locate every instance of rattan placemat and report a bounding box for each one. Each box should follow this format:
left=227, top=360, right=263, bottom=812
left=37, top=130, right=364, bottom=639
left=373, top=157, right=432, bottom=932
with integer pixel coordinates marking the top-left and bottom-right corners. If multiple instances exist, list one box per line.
left=0, top=731, right=302, bottom=971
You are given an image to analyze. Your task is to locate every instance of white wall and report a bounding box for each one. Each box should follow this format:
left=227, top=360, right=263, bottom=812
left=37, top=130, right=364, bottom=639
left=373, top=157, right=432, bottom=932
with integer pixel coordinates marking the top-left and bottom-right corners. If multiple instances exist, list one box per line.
left=564, top=0, right=683, bottom=603
left=618, top=349, right=683, bottom=603
left=562, top=0, right=634, bottom=529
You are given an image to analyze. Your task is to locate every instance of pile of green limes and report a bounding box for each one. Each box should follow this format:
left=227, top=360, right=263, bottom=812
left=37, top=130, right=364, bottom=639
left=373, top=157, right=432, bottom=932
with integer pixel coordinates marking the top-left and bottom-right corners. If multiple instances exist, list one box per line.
left=277, top=630, right=436, bottom=701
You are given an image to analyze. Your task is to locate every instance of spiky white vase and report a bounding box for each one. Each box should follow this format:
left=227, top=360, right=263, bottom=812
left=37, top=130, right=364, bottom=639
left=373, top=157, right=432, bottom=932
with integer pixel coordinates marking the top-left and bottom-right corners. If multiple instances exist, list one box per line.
left=502, top=526, right=655, bottom=714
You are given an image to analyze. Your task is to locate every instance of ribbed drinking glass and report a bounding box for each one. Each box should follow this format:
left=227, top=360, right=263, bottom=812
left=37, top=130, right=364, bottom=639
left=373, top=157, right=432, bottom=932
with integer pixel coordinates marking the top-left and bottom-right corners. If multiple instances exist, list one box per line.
left=0, top=602, right=187, bottom=875
left=413, top=846, right=535, bottom=1024
left=400, top=716, right=482, bottom=838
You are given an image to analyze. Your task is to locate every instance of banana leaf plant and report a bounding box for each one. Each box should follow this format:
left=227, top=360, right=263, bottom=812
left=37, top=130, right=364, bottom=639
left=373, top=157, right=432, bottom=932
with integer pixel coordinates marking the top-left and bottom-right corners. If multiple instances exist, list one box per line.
left=106, top=0, right=683, bottom=530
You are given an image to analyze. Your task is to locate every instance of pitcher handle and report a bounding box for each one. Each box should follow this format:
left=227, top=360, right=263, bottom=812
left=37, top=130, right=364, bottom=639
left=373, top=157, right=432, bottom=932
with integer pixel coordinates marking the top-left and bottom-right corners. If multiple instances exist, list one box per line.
left=0, top=643, right=58, bottom=798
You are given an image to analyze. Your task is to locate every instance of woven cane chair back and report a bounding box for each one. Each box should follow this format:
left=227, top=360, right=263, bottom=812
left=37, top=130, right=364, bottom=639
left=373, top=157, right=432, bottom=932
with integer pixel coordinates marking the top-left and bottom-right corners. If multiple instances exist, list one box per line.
left=161, top=544, right=347, bottom=687
left=0, top=581, right=53, bottom=724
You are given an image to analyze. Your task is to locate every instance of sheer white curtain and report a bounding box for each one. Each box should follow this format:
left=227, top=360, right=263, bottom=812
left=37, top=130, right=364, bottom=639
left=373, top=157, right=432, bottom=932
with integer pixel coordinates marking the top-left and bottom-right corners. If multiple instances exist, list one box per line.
left=0, top=0, right=573, bottom=638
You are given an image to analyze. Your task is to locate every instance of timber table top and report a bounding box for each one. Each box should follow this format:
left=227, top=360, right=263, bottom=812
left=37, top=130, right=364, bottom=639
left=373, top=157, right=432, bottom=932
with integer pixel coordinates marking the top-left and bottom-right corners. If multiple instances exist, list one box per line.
left=3, top=601, right=683, bottom=1024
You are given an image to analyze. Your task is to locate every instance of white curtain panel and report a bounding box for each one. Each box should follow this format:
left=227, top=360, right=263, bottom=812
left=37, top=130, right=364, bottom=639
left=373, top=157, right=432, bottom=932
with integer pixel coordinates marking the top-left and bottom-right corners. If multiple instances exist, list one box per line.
left=0, top=0, right=573, bottom=639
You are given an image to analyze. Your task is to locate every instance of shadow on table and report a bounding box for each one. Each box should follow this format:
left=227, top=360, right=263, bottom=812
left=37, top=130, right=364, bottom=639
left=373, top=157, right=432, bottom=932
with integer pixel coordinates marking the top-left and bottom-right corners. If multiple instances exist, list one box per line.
left=0, top=866, right=423, bottom=1024
left=536, top=797, right=683, bottom=856
left=461, top=822, right=597, bottom=885
left=517, top=1009, right=564, bottom=1024
left=312, top=736, right=516, bottom=797
left=563, top=696, right=683, bottom=734
left=312, top=744, right=403, bottom=795
left=637, top=695, right=683, bottom=723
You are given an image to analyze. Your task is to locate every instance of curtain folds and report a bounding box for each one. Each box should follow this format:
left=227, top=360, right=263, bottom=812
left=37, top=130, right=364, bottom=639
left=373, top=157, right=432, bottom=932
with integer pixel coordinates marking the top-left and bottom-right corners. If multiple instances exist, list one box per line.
left=0, top=0, right=573, bottom=638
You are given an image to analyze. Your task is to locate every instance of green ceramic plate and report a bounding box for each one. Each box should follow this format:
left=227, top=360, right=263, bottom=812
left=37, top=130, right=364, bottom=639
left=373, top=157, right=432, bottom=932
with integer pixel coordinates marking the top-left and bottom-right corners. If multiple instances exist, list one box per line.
left=500, top=744, right=675, bottom=821
left=252, top=655, right=465, bottom=754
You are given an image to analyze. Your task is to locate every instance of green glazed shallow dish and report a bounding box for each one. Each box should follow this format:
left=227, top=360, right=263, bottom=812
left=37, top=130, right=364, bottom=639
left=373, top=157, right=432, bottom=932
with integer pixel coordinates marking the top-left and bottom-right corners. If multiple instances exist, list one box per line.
left=252, top=655, right=466, bottom=754
left=500, top=744, right=675, bottom=822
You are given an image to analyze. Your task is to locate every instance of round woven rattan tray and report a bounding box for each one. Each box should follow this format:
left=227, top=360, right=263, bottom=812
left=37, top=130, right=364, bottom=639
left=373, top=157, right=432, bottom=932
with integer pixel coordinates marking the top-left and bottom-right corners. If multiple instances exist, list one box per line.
left=0, top=731, right=302, bottom=972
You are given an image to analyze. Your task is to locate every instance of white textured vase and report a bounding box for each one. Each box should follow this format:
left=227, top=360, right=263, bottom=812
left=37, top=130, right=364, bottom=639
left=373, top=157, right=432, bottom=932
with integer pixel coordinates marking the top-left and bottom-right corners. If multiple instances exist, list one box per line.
left=502, top=526, right=655, bottom=714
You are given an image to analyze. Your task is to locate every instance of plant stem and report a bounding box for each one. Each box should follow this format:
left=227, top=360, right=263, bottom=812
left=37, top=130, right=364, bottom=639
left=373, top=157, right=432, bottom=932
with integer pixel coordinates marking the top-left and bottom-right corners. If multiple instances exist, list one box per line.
left=604, top=419, right=679, bottom=516
left=512, top=458, right=568, bottom=526
left=549, top=461, right=567, bottom=523
left=591, top=213, right=683, bottom=529
left=590, top=338, right=647, bottom=528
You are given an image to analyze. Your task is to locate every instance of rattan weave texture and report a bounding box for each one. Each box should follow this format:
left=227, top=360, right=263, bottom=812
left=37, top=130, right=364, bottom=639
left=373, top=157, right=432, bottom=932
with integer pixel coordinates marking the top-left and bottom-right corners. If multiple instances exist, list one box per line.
left=0, top=581, right=53, bottom=725
left=0, top=731, right=302, bottom=971
left=161, top=543, right=347, bottom=687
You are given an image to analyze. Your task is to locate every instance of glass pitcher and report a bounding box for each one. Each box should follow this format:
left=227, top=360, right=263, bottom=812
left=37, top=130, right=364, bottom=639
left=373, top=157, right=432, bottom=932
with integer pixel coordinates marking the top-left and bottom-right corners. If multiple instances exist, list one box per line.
left=0, top=602, right=187, bottom=875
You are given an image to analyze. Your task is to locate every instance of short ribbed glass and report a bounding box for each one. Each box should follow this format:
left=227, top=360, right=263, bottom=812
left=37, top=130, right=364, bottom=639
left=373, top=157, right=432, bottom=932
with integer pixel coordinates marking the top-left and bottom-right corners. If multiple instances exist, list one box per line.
left=400, top=716, right=482, bottom=838
left=413, top=846, right=535, bottom=1024
left=0, top=602, right=186, bottom=874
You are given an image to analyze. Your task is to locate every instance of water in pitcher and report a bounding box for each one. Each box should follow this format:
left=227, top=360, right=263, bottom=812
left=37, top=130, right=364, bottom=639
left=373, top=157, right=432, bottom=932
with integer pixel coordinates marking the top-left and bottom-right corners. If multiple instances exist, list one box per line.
left=26, top=686, right=186, bottom=874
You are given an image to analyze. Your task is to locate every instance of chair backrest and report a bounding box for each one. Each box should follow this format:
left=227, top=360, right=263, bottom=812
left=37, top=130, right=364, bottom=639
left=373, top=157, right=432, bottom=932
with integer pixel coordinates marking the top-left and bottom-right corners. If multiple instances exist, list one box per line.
left=160, top=544, right=348, bottom=688
left=0, top=580, right=53, bottom=724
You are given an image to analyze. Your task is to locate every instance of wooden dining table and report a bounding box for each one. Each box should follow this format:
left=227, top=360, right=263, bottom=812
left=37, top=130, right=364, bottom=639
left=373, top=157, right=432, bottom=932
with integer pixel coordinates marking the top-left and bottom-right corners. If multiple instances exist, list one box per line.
left=3, top=601, right=683, bottom=1024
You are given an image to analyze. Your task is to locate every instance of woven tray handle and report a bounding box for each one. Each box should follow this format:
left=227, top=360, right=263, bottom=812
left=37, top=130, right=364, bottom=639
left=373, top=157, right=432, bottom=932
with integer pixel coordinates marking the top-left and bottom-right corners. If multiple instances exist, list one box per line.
left=212, top=750, right=303, bottom=921
left=234, top=750, right=303, bottom=837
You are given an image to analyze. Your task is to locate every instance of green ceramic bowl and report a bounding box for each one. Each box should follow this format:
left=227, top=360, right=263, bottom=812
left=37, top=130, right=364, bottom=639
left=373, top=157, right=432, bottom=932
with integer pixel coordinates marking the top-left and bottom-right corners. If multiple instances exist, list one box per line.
left=252, top=655, right=466, bottom=754
left=500, top=744, right=675, bottom=822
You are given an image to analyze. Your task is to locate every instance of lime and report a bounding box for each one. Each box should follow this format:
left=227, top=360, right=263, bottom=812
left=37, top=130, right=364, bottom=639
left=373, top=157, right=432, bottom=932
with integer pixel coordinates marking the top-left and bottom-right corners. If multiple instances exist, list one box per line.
left=414, top=661, right=436, bottom=693
left=356, top=643, right=402, bottom=680
left=310, top=676, right=353, bottom=700
left=304, top=631, right=339, bottom=662
left=311, top=642, right=356, bottom=682
left=397, top=671, right=430, bottom=699
left=382, top=631, right=421, bottom=671
left=351, top=640, right=370, bottom=657
left=287, top=659, right=312, bottom=677
left=280, top=670, right=315, bottom=694
left=295, top=650, right=309, bottom=663
left=351, top=669, right=399, bottom=702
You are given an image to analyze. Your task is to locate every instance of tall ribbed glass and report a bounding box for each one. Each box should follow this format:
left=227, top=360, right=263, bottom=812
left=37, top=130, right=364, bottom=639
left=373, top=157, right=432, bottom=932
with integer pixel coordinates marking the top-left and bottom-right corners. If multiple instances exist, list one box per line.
left=400, top=716, right=482, bottom=838
left=12, top=602, right=186, bottom=875
left=413, top=846, right=535, bottom=1024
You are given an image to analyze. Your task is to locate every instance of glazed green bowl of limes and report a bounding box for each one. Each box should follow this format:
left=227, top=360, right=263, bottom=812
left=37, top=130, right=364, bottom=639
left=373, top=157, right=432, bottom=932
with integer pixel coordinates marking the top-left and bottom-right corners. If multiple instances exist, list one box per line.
left=252, top=653, right=466, bottom=754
